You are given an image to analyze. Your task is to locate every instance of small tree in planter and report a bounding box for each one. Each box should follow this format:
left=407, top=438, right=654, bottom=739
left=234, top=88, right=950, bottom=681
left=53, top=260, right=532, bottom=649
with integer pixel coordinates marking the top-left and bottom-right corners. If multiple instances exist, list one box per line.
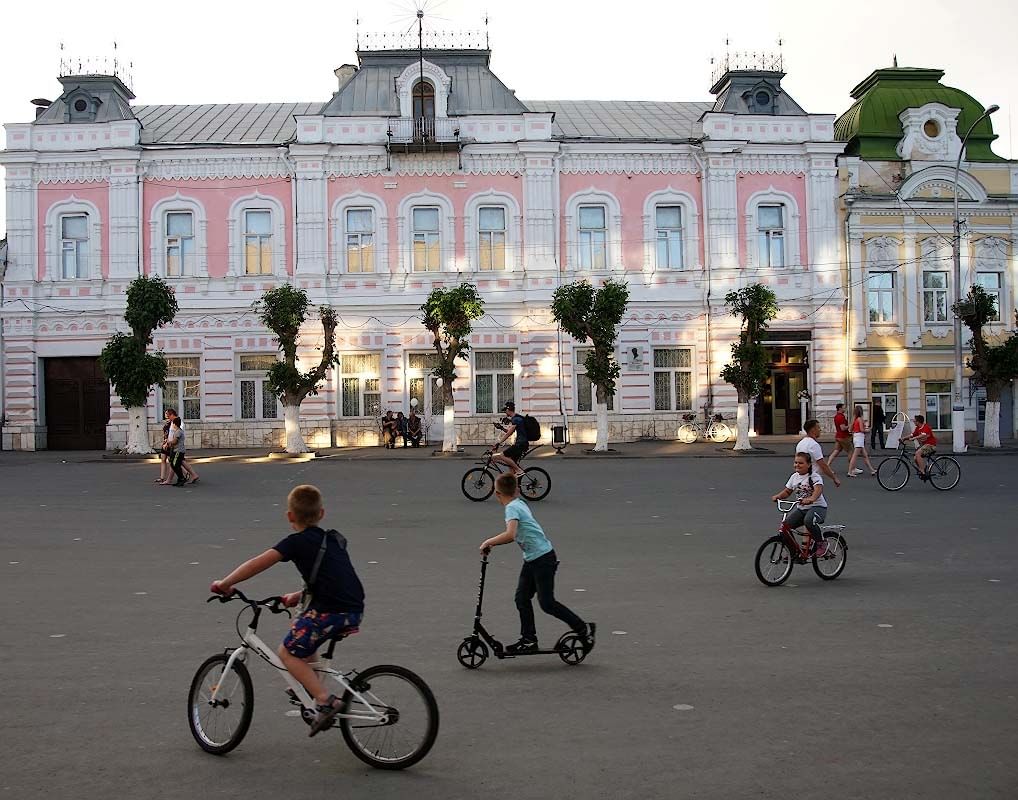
left=952, top=286, right=1018, bottom=448
left=551, top=279, right=630, bottom=452
left=720, top=284, right=778, bottom=450
left=258, top=284, right=339, bottom=453
left=100, top=275, right=179, bottom=454
left=420, top=283, right=485, bottom=452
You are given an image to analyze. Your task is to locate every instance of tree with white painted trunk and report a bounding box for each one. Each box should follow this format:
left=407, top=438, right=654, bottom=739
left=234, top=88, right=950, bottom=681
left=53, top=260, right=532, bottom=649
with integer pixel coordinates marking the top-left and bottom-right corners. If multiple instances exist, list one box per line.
left=952, top=287, right=1018, bottom=449
left=258, top=285, right=339, bottom=454
left=420, top=283, right=485, bottom=452
left=100, top=275, right=179, bottom=454
left=720, top=284, right=778, bottom=451
left=551, top=279, right=629, bottom=452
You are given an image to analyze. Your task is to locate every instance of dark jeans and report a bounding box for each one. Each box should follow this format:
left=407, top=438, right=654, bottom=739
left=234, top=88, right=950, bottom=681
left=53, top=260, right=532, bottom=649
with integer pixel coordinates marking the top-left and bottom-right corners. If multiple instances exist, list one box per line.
left=514, top=550, right=585, bottom=640
left=871, top=425, right=886, bottom=450
left=407, top=431, right=422, bottom=447
left=169, top=452, right=186, bottom=484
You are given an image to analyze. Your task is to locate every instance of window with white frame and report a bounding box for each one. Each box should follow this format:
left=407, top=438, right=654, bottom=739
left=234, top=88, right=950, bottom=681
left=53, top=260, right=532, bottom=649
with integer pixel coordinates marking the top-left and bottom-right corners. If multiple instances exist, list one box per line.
left=924, top=381, right=952, bottom=430
left=575, top=347, right=614, bottom=412
left=655, top=205, right=683, bottom=269
left=236, top=354, right=280, bottom=420
left=757, top=205, right=785, bottom=268
left=244, top=209, right=273, bottom=275
left=162, top=356, right=202, bottom=421
left=345, top=208, right=375, bottom=273
left=975, top=272, right=1002, bottom=322
left=165, top=211, right=195, bottom=278
left=578, top=205, right=608, bottom=270
left=60, top=214, right=89, bottom=279
left=412, top=206, right=441, bottom=272
left=340, top=353, right=382, bottom=417
left=474, top=351, right=515, bottom=414
left=867, top=272, right=896, bottom=324
left=922, top=271, right=949, bottom=323
left=477, top=206, right=507, bottom=271
left=653, top=348, right=693, bottom=411
left=871, top=382, right=898, bottom=425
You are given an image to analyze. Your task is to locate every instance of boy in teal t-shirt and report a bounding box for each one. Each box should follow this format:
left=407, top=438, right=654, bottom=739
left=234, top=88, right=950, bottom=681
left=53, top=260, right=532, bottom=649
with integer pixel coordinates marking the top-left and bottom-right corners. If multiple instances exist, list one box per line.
left=479, top=473, right=595, bottom=654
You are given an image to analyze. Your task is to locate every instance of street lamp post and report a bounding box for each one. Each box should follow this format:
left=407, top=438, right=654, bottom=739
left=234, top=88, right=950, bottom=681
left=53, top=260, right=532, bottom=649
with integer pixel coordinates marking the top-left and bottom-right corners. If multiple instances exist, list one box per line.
left=951, top=104, right=999, bottom=454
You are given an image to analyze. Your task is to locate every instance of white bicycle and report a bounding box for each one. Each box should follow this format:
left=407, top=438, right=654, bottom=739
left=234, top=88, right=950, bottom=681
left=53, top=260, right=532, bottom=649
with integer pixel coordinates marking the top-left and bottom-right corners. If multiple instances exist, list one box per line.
left=187, top=589, right=439, bottom=770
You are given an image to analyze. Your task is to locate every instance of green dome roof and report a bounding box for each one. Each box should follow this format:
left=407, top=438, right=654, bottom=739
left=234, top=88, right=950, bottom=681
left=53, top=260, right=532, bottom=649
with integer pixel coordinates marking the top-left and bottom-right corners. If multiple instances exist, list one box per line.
left=834, top=68, right=1002, bottom=161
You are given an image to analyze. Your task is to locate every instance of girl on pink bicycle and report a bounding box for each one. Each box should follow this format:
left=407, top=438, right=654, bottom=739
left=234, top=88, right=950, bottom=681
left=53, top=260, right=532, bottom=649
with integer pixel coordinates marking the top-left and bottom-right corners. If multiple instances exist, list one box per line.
left=771, top=452, right=829, bottom=558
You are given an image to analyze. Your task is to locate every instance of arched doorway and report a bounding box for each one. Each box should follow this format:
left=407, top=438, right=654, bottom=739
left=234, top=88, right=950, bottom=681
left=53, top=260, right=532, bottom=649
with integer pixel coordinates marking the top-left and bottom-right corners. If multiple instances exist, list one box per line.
left=412, top=80, right=435, bottom=140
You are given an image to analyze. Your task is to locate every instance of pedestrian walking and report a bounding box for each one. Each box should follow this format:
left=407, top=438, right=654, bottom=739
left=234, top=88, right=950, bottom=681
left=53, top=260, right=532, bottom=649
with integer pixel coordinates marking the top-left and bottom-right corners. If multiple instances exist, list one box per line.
left=870, top=399, right=887, bottom=451
left=159, top=408, right=198, bottom=485
left=165, top=417, right=188, bottom=487
left=827, top=403, right=852, bottom=469
left=796, top=419, right=842, bottom=487
left=846, top=405, right=876, bottom=477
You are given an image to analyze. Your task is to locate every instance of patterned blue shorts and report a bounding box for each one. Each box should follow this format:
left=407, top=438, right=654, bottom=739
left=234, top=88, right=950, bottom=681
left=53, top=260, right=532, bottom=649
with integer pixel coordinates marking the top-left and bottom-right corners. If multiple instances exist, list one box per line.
left=282, top=609, right=363, bottom=658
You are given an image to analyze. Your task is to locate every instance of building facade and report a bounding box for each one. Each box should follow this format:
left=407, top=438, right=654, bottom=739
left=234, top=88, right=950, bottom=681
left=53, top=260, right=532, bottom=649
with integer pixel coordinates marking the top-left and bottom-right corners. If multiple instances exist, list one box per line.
left=836, top=67, right=1018, bottom=442
left=3, top=43, right=844, bottom=450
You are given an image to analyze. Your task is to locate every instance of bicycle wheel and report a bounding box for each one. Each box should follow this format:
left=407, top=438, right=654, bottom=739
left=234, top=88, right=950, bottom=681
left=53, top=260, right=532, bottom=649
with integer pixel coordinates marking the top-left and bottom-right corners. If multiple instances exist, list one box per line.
left=928, top=456, right=961, bottom=491
left=520, top=467, right=551, bottom=501
left=678, top=424, right=698, bottom=443
left=711, top=422, right=732, bottom=443
left=339, top=664, right=440, bottom=770
left=876, top=457, right=910, bottom=491
left=754, top=536, right=794, bottom=587
left=812, top=533, right=847, bottom=580
left=187, top=654, right=254, bottom=755
left=461, top=468, right=495, bottom=501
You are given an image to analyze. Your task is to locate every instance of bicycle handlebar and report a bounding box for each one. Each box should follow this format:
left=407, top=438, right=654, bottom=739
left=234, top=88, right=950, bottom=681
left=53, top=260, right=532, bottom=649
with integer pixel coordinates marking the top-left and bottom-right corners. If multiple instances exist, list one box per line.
left=775, top=499, right=799, bottom=512
left=206, top=588, right=290, bottom=615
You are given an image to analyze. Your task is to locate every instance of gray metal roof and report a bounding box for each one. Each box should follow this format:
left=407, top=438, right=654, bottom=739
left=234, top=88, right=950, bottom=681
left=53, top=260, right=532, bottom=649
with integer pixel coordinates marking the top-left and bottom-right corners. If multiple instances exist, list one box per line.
left=36, top=75, right=138, bottom=126
left=526, top=100, right=712, bottom=140
left=321, top=49, right=529, bottom=117
left=133, top=103, right=321, bottom=145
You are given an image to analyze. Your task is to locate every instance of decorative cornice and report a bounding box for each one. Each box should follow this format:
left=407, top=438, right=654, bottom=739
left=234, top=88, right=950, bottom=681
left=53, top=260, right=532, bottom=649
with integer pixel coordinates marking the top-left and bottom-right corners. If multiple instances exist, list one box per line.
left=35, top=161, right=108, bottom=184
left=736, top=154, right=807, bottom=175
left=324, top=155, right=386, bottom=177
left=143, top=157, right=288, bottom=181
left=561, top=153, right=696, bottom=175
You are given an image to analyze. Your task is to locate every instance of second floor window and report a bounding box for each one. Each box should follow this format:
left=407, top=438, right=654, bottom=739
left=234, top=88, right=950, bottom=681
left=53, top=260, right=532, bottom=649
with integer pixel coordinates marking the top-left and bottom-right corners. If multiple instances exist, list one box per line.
left=922, top=271, right=949, bottom=323
left=60, top=214, right=89, bottom=279
left=655, top=205, right=683, bottom=269
left=244, top=209, right=273, bottom=275
left=478, top=206, right=507, bottom=271
left=345, top=208, right=374, bottom=273
left=975, top=272, right=1002, bottom=322
left=867, top=272, right=896, bottom=324
left=578, top=205, right=608, bottom=270
left=474, top=351, right=515, bottom=414
left=412, top=207, right=441, bottom=272
left=165, top=212, right=194, bottom=278
left=757, top=205, right=785, bottom=268
left=162, top=356, right=202, bottom=420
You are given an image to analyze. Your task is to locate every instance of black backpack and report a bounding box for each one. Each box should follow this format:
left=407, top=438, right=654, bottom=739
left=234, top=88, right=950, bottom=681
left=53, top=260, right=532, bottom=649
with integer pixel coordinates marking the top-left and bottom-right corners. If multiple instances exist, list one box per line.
left=523, top=415, right=541, bottom=441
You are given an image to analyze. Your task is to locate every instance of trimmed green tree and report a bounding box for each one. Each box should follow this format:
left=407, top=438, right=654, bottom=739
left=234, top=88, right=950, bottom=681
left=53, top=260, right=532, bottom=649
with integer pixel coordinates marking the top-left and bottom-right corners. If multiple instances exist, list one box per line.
left=258, top=284, right=339, bottom=453
left=952, top=285, right=1018, bottom=448
left=719, top=284, right=778, bottom=450
left=99, top=275, right=179, bottom=454
left=551, top=279, right=630, bottom=452
left=420, top=283, right=485, bottom=452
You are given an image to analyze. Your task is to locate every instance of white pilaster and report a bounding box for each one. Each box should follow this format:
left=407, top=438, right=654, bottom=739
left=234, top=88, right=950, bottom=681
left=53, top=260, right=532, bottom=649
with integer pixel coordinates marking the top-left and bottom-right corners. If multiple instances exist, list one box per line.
left=106, top=156, right=141, bottom=278
left=519, top=142, right=559, bottom=270
left=705, top=157, right=738, bottom=269
left=292, top=149, right=328, bottom=275
left=2, top=160, right=37, bottom=281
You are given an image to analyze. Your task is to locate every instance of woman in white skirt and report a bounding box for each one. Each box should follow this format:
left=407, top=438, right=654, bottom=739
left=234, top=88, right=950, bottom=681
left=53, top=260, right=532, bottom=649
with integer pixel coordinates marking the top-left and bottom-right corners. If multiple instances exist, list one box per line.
left=847, top=404, right=876, bottom=477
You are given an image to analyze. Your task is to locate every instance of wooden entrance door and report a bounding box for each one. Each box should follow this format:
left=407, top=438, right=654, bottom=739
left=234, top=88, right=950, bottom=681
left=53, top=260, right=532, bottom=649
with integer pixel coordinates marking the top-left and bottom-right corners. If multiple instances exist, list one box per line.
left=44, top=357, right=110, bottom=449
left=754, top=346, right=808, bottom=435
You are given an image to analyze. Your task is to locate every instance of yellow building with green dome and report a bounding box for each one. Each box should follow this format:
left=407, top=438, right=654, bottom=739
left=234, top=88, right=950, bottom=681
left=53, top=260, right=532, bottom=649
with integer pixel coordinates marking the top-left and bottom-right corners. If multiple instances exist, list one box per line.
left=835, top=66, right=1017, bottom=444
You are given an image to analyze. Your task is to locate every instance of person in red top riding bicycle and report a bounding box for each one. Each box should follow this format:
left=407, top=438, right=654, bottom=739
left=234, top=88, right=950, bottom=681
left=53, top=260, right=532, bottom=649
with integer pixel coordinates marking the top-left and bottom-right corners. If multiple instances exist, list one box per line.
left=902, top=414, right=937, bottom=479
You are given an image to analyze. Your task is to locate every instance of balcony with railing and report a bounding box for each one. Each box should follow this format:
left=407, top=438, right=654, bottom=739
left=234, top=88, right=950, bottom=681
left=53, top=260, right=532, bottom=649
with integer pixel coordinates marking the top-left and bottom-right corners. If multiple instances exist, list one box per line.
left=387, top=116, right=461, bottom=152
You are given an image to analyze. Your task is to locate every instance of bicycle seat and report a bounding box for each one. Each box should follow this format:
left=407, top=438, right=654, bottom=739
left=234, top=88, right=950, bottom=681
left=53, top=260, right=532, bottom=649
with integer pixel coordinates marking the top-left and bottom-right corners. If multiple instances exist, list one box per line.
left=682, top=413, right=696, bottom=422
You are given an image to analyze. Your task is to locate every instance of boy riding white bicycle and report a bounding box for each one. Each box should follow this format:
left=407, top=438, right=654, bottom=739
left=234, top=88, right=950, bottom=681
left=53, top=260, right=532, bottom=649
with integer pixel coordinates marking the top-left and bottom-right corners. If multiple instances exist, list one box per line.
left=210, top=484, right=365, bottom=736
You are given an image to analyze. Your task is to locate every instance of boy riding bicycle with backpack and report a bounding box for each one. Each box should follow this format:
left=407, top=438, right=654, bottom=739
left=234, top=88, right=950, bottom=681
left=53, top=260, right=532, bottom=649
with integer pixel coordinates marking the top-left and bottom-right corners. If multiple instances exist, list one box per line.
left=210, top=484, right=365, bottom=737
left=492, top=401, right=538, bottom=477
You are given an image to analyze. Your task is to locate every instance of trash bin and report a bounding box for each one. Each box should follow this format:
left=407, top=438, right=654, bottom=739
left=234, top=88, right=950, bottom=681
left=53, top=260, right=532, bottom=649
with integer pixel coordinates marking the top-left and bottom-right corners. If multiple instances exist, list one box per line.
left=552, top=425, right=569, bottom=451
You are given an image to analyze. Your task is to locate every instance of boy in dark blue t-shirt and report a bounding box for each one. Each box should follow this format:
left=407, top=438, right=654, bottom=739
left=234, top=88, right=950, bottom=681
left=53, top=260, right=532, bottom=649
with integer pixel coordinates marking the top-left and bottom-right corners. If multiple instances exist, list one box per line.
left=211, top=484, right=365, bottom=736
left=492, top=401, right=528, bottom=477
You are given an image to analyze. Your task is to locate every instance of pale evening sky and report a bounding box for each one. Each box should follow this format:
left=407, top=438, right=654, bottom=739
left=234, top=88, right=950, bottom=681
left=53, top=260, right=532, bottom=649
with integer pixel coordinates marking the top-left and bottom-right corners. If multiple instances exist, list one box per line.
left=2, top=0, right=1016, bottom=227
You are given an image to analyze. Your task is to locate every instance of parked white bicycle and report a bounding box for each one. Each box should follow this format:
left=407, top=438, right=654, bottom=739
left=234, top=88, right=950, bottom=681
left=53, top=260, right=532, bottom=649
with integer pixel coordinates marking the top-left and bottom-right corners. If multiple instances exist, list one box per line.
left=188, top=589, right=439, bottom=770
left=678, top=412, right=732, bottom=443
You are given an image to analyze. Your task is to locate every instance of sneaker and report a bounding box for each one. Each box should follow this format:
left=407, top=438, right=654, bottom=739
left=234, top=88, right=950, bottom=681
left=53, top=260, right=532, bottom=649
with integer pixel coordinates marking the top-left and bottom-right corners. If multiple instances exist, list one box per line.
left=851, top=468, right=864, bottom=475
left=813, top=542, right=829, bottom=558
left=579, top=622, right=596, bottom=649
left=308, top=695, right=342, bottom=737
left=505, top=638, right=538, bottom=655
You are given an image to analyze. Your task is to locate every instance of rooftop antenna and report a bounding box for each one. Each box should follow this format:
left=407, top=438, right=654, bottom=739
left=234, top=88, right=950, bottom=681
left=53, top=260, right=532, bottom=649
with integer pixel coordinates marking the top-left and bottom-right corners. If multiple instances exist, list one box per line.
left=484, top=11, right=489, bottom=49
left=356, top=13, right=360, bottom=50
left=892, top=53, right=898, bottom=67
left=777, top=35, right=783, bottom=70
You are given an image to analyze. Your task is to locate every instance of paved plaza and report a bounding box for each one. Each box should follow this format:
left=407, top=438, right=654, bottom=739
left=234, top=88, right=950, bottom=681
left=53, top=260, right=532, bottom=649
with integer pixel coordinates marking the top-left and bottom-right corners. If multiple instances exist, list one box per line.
left=1, top=448, right=1016, bottom=799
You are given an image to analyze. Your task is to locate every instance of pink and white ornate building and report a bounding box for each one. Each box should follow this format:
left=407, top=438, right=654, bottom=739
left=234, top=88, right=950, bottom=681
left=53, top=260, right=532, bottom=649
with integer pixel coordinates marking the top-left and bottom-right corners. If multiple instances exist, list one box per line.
left=0, top=43, right=845, bottom=450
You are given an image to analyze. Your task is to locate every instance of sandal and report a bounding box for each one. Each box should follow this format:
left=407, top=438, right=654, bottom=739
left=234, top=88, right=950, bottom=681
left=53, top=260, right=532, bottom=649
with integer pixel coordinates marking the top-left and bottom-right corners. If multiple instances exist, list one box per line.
left=188, top=476, right=200, bottom=485
left=308, top=695, right=343, bottom=737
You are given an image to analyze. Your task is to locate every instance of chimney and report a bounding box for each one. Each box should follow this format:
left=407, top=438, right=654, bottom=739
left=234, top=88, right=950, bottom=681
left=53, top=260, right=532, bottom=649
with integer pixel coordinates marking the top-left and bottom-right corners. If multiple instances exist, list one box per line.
left=334, top=64, right=358, bottom=91
left=31, top=98, right=52, bottom=119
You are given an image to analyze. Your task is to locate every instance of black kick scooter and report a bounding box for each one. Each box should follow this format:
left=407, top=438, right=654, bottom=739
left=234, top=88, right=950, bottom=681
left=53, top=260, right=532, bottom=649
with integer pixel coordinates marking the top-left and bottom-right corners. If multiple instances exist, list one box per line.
left=456, top=551, right=595, bottom=668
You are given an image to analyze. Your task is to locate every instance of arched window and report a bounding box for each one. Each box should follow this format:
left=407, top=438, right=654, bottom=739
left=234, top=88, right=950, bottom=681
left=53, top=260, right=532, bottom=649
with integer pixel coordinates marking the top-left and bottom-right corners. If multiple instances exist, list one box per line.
left=412, top=81, right=435, bottom=120
left=564, top=189, right=623, bottom=271
left=464, top=191, right=522, bottom=271
left=227, top=194, right=287, bottom=277
left=149, top=194, right=208, bottom=278
left=332, top=192, right=387, bottom=274
left=44, top=197, right=102, bottom=281
left=744, top=187, right=801, bottom=269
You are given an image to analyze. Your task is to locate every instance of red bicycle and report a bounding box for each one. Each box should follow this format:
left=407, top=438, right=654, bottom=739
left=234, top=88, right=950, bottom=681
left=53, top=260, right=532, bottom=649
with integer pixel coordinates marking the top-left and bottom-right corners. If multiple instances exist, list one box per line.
left=754, top=500, right=848, bottom=587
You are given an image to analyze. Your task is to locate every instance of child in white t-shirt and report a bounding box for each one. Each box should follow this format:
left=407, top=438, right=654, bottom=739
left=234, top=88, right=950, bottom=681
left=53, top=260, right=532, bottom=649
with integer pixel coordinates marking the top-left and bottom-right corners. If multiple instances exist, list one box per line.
left=771, top=451, right=829, bottom=557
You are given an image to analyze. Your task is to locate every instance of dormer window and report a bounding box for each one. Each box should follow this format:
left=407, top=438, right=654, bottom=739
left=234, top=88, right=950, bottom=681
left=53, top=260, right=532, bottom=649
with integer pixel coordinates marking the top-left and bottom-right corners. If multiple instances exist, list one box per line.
left=66, top=91, right=99, bottom=123
left=754, top=90, right=771, bottom=108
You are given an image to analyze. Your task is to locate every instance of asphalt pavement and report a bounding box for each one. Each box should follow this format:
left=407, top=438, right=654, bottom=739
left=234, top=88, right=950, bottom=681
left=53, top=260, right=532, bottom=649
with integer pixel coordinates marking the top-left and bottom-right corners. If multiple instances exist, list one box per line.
left=1, top=450, right=1015, bottom=799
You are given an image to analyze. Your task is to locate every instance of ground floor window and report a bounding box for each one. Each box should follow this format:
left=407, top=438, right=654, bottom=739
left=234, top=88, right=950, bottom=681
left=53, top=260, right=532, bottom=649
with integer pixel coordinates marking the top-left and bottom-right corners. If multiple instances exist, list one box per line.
left=653, top=348, right=693, bottom=411
left=340, top=353, right=382, bottom=417
left=575, top=348, right=614, bottom=412
left=924, top=381, right=952, bottom=430
left=162, top=356, right=201, bottom=420
left=870, top=381, right=898, bottom=427
left=474, top=350, right=515, bottom=414
left=407, top=352, right=445, bottom=417
left=237, top=354, right=280, bottom=420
